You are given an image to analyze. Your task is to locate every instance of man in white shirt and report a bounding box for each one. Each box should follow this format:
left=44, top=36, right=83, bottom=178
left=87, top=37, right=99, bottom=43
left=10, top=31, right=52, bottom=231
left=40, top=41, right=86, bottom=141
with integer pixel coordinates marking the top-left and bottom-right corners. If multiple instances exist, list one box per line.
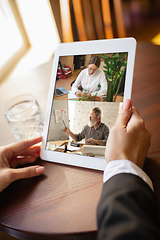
left=71, top=56, right=107, bottom=97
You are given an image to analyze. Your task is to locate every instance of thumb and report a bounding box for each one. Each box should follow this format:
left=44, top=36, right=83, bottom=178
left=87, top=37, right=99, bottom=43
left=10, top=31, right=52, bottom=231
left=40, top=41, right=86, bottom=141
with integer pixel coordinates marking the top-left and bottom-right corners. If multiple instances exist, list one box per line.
left=116, top=99, right=132, bottom=127
left=10, top=165, right=45, bottom=182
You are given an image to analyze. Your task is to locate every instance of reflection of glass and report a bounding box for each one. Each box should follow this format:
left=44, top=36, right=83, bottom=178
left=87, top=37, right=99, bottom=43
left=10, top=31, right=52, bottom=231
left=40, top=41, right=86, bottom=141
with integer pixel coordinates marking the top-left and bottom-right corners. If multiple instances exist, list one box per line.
left=2, top=94, right=44, bottom=141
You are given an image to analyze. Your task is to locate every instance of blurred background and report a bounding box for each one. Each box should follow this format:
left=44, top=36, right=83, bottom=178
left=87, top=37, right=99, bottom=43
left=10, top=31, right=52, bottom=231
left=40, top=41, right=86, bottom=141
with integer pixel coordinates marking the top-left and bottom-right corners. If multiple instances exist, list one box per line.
left=0, top=1, right=160, bottom=238
left=0, top=0, right=160, bottom=84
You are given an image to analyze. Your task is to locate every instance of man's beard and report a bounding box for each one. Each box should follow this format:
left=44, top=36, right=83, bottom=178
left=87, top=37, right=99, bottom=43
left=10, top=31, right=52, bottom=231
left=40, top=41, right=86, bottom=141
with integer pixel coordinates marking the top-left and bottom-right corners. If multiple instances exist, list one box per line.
left=88, top=119, right=97, bottom=127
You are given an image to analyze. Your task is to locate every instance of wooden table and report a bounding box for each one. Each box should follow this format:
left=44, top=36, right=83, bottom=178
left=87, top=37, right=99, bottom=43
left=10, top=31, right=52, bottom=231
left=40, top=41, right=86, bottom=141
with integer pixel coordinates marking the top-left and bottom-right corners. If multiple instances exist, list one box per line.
left=0, top=42, right=160, bottom=239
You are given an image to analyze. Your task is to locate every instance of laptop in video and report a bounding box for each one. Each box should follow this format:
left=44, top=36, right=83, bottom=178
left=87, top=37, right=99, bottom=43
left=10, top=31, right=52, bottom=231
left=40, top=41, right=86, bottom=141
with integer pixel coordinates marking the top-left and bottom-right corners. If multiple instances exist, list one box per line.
left=56, top=87, right=69, bottom=96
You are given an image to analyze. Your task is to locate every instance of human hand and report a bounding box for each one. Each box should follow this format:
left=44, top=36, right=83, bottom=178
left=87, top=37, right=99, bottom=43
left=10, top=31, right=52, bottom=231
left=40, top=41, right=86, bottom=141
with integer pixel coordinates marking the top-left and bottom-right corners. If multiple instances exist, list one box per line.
left=86, top=92, right=91, bottom=97
left=105, top=99, right=151, bottom=169
left=86, top=138, right=96, bottom=144
left=63, top=127, right=70, bottom=135
left=75, top=91, right=82, bottom=97
left=0, top=136, right=45, bottom=193
left=81, top=92, right=91, bottom=97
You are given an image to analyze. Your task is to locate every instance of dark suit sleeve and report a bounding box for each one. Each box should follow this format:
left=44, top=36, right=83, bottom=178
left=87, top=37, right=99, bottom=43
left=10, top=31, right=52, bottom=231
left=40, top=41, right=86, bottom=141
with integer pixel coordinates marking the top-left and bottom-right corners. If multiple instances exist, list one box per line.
left=97, top=173, right=159, bottom=240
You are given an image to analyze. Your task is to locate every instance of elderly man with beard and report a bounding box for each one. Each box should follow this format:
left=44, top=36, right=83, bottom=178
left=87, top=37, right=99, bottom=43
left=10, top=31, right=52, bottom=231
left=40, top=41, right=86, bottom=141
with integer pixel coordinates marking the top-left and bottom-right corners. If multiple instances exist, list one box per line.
left=63, top=107, right=109, bottom=146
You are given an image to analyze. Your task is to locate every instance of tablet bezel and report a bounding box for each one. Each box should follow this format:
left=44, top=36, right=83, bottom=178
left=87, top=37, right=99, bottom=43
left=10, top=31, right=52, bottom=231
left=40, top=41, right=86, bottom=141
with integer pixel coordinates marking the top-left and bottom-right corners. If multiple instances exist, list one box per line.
left=40, top=38, right=137, bottom=171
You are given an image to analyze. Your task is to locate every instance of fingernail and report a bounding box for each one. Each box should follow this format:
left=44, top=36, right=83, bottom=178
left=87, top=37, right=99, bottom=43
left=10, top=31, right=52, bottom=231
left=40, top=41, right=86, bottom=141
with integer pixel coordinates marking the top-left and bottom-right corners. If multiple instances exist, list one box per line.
left=123, top=99, right=132, bottom=110
left=35, top=166, right=45, bottom=175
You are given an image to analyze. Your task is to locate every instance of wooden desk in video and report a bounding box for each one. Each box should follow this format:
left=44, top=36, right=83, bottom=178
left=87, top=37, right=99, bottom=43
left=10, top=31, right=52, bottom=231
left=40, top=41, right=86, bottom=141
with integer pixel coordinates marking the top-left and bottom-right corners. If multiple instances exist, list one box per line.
left=52, top=141, right=82, bottom=154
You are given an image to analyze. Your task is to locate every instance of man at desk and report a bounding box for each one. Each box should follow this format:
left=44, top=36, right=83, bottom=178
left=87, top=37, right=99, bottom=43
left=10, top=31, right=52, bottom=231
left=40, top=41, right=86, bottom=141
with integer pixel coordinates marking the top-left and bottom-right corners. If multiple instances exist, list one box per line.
left=71, top=56, right=107, bottom=97
left=63, top=107, right=109, bottom=146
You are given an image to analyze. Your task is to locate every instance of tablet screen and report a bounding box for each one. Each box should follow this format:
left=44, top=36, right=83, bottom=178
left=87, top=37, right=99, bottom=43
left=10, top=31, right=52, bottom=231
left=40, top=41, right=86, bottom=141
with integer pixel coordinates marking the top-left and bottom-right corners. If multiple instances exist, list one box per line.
left=41, top=38, right=136, bottom=170
left=45, top=52, right=128, bottom=158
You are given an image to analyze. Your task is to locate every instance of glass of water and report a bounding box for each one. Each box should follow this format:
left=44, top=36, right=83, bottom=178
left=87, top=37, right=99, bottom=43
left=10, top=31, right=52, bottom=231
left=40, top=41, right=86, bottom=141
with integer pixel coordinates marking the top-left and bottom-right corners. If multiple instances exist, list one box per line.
left=2, top=94, right=44, bottom=141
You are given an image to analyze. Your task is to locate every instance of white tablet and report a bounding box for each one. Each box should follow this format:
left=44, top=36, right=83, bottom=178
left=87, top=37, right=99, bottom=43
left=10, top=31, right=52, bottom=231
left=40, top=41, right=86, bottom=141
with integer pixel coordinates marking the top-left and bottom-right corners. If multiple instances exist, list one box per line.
left=41, top=38, right=137, bottom=171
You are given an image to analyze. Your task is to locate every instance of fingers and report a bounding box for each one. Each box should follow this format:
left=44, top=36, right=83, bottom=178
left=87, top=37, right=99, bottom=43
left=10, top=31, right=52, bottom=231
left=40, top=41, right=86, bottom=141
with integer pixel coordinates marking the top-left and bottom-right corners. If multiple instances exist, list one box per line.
left=86, top=138, right=95, bottom=144
left=7, top=136, right=42, bottom=154
left=9, top=165, right=45, bottom=183
left=76, top=91, right=82, bottom=97
left=15, top=145, right=41, bottom=157
left=131, top=106, right=140, bottom=116
left=117, top=100, right=146, bottom=134
left=8, top=145, right=41, bottom=168
left=63, top=127, right=70, bottom=135
left=127, top=107, right=146, bottom=132
left=105, top=99, right=151, bottom=168
left=63, top=127, right=67, bottom=131
left=10, top=156, right=39, bottom=168
left=115, top=99, right=132, bottom=128
left=87, top=92, right=91, bottom=97
left=0, top=165, right=45, bottom=193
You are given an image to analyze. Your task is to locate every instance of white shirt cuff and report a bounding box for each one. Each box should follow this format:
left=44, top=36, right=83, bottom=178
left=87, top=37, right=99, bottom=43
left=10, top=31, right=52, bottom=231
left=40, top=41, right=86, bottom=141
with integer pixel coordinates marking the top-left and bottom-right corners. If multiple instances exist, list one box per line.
left=103, top=159, right=154, bottom=191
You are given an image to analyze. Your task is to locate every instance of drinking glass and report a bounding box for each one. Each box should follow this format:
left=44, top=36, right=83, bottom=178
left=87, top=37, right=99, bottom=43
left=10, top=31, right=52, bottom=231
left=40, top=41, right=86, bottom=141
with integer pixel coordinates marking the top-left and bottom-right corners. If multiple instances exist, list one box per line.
left=2, top=94, right=44, bottom=141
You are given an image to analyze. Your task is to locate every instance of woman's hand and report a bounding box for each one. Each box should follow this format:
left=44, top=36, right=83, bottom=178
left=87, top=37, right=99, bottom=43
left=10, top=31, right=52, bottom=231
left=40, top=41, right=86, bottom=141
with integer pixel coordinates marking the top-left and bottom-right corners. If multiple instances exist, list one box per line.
left=0, top=136, right=45, bottom=193
left=105, top=99, right=151, bottom=169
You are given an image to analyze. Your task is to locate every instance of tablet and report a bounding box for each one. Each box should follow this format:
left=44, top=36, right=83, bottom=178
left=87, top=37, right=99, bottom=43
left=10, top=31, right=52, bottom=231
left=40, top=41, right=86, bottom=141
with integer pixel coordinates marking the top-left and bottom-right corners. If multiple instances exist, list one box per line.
left=41, top=38, right=137, bottom=171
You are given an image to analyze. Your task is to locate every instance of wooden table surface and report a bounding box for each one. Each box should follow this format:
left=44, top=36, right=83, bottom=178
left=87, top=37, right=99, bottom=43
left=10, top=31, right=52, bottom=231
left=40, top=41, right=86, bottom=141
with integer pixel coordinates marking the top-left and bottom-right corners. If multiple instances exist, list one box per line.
left=0, top=42, right=160, bottom=240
